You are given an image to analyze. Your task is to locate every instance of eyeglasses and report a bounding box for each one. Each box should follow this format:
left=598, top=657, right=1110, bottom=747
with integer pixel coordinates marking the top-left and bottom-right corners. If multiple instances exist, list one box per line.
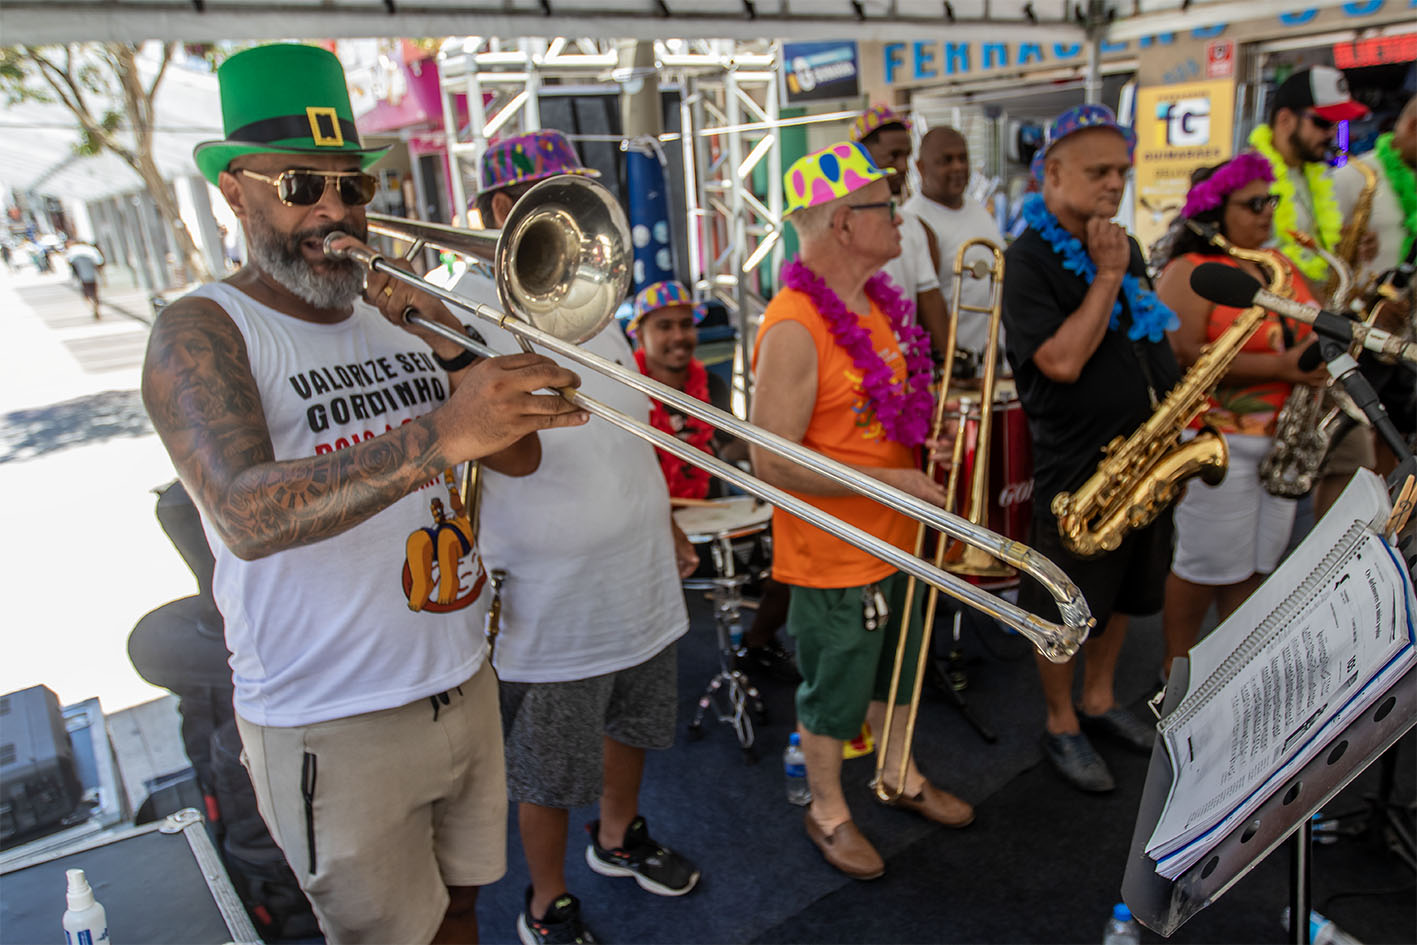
left=238, top=168, right=377, bottom=207
left=1228, top=193, right=1281, bottom=215
left=846, top=199, right=898, bottom=216
left=1304, top=112, right=1336, bottom=131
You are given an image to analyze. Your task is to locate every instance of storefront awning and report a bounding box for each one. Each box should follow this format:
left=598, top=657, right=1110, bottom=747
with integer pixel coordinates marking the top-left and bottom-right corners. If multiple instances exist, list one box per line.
left=3, top=0, right=1084, bottom=45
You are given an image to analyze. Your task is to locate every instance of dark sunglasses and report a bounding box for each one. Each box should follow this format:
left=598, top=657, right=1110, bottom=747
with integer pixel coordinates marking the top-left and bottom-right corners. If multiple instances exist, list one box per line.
left=1304, top=111, right=1336, bottom=131
left=239, top=168, right=377, bottom=207
left=1229, top=193, right=1281, bottom=214
left=846, top=199, right=898, bottom=216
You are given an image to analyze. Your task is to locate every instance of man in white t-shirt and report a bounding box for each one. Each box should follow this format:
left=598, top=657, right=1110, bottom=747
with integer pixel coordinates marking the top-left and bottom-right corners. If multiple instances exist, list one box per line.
left=64, top=238, right=104, bottom=319
left=905, top=126, right=1007, bottom=368
left=850, top=105, right=951, bottom=358
left=443, top=129, right=701, bottom=945
left=144, top=45, right=589, bottom=944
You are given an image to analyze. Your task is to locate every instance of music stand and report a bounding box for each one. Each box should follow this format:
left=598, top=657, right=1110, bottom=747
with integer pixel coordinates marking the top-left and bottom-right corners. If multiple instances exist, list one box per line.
left=1122, top=656, right=1415, bottom=938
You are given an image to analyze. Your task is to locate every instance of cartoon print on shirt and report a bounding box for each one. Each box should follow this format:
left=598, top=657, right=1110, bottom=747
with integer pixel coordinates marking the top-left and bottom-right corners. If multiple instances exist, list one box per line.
left=842, top=343, right=904, bottom=443
left=403, top=467, right=487, bottom=612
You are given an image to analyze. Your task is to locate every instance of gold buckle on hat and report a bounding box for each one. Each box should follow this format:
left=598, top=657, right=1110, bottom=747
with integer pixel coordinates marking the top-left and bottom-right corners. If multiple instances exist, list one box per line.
left=306, top=107, right=344, bottom=147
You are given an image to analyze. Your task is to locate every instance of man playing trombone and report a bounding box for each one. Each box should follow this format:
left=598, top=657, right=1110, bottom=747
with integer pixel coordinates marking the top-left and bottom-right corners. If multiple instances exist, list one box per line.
left=752, top=142, right=974, bottom=881
left=141, top=45, right=589, bottom=944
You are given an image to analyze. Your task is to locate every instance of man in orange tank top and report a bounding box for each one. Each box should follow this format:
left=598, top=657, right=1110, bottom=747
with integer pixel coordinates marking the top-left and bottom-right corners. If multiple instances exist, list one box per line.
left=751, top=142, right=975, bottom=881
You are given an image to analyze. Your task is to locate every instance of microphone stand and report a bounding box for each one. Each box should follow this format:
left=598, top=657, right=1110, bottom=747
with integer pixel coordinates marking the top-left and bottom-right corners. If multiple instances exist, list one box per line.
left=1311, top=335, right=1416, bottom=477
left=1286, top=337, right=1417, bottom=936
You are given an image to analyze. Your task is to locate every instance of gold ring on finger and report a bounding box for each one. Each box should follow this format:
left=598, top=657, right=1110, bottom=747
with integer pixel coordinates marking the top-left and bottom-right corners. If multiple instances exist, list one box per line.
left=382, top=283, right=395, bottom=299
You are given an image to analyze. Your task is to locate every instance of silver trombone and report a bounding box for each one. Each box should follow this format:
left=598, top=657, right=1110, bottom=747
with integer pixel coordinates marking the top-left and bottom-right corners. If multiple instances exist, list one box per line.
left=326, top=175, right=1093, bottom=661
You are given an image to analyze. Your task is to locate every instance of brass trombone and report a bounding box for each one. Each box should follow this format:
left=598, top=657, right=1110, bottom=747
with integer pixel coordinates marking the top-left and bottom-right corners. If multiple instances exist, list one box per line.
left=873, top=238, right=1013, bottom=801
left=326, top=176, right=1093, bottom=659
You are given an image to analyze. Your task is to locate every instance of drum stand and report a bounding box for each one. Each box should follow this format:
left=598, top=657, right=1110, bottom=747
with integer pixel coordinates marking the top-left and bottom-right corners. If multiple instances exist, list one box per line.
left=683, top=535, right=767, bottom=763
left=935, top=609, right=998, bottom=743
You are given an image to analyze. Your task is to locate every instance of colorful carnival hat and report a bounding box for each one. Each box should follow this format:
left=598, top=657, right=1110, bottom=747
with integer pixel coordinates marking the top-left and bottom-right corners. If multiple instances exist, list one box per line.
left=480, top=129, right=600, bottom=193
left=848, top=104, right=911, bottom=144
left=193, top=44, right=391, bottom=186
left=784, top=142, right=892, bottom=216
left=1030, top=103, right=1137, bottom=181
left=1272, top=66, right=1369, bottom=123
left=627, top=279, right=700, bottom=335
left=1180, top=151, right=1275, bottom=219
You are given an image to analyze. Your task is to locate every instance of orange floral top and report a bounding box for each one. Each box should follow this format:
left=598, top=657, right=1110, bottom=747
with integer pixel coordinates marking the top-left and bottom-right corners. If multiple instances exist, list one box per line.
left=1176, top=251, right=1314, bottom=437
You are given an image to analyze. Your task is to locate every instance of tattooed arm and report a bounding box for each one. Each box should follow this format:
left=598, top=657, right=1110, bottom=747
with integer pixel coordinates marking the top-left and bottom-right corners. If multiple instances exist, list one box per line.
left=141, top=296, right=587, bottom=560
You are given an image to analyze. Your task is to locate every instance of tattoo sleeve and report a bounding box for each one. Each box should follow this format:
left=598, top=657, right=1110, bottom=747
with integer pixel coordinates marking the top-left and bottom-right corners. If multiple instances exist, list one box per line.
left=141, top=298, right=453, bottom=560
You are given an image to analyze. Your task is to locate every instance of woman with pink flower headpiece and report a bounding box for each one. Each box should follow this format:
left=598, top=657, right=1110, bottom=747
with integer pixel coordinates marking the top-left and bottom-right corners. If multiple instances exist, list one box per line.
left=1153, top=152, right=1330, bottom=681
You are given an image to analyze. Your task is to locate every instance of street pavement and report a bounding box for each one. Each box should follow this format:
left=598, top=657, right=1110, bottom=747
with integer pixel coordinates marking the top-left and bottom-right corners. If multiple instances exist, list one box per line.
left=0, top=263, right=196, bottom=712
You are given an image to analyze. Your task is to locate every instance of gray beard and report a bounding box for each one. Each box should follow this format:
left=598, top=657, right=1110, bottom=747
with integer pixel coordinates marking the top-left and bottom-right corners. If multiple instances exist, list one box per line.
left=245, top=208, right=367, bottom=310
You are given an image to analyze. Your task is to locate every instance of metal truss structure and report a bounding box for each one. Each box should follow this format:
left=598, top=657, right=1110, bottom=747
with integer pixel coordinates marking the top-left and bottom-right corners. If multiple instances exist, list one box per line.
left=435, top=36, right=857, bottom=403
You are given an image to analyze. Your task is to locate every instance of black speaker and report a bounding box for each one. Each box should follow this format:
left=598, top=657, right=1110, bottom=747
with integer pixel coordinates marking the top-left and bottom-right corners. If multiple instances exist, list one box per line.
left=0, top=685, right=83, bottom=844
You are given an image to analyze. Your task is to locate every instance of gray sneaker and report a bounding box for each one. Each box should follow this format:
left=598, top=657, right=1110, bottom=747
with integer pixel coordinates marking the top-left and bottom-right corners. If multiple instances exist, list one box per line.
left=1078, top=705, right=1156, bottom=754
left=1041, top=731, right=1115, bottom=793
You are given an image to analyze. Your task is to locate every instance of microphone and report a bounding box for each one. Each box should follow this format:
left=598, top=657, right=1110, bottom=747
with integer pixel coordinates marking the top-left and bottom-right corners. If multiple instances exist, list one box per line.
left=1189, top=263, right=1417, bottom=365
left=1297, top=341, right=1324, bottom=373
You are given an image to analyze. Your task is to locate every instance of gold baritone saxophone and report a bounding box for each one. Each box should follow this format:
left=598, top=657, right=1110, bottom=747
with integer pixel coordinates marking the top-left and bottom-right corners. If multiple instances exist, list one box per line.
left=1052, top=222, right=1294, bottom=558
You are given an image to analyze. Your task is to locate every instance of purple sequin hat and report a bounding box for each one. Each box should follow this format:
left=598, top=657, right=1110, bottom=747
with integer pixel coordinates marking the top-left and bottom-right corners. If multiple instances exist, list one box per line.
left=479, top=129, right=600, bottom=193
left=1030, top=104, right=1136, bottom=181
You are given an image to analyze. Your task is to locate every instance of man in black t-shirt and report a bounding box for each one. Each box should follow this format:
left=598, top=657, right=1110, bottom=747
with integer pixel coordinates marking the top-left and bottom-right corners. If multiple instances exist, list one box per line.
left=1001, top=105, right=1181, bottom=794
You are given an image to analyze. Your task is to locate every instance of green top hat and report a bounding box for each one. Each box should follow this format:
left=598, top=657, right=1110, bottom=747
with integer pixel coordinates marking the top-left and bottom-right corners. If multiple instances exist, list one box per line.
left=193, top=44, right=391, bottom=186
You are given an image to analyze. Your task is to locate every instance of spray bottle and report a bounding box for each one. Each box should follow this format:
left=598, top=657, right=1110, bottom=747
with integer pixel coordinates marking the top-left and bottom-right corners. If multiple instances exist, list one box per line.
left=62, top=868, right=110, bottom=945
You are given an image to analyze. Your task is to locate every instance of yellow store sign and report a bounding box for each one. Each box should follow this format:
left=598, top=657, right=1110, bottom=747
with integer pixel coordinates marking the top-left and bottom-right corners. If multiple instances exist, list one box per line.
left=1133, top=79, right=1237, bottom=258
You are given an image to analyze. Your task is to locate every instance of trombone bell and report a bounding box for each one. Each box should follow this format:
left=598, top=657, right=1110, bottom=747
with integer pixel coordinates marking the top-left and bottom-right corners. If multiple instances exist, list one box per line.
left=367, top=174, right=631, bottom=345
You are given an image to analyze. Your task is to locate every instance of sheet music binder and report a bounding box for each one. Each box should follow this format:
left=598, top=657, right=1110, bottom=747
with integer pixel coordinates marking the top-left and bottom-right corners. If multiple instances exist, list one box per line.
left=1121, top=471, right=1417, bottom=936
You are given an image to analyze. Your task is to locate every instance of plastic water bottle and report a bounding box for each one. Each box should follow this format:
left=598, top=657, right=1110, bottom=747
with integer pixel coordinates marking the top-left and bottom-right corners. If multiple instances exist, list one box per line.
left=62, top=869, right=110, bottom=945
left=783, top=732, right=811, bottom=806
left=1102, top=903, right=1140, bottom=945
left=1281, top=907, right=1363, bottom=945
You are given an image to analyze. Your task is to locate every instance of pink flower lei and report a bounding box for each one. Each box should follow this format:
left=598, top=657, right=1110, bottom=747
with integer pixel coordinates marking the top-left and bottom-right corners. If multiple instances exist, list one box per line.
left=779, top=257, right=935, bottom=447
left=1179, top=151, right=1275, bottom=219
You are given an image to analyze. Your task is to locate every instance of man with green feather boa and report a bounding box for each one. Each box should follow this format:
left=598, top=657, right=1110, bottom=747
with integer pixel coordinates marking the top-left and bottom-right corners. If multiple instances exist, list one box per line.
left=1249, top=66, right=1369, bottom=288
left=1335, top=94, right=1417, bottom=293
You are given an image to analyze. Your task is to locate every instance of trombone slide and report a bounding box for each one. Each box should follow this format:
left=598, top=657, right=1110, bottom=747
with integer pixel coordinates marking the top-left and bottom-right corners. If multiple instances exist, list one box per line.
left=326, top=231, right=1093, bottom=661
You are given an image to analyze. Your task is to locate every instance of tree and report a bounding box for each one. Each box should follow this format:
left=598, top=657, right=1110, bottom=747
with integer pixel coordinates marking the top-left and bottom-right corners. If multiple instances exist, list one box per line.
left=0, top=42, right=214, bottom=283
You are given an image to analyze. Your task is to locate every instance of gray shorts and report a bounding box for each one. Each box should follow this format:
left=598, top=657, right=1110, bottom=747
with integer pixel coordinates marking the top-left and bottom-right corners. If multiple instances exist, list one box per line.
left=499, top=643, right=678, bottom=808
left=237, top=660, right=506, bottom=944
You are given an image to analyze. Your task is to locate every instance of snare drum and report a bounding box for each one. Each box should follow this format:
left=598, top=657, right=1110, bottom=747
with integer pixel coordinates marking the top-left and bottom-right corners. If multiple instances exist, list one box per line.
left=673, top=496, right=773, bottom=586
left=937, top=381, right=1033, bottom=543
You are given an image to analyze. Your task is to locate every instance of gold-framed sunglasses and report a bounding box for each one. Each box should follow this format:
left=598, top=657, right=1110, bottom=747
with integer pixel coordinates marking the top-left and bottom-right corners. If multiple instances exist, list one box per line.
left=239, top=168, right=378, bottom=207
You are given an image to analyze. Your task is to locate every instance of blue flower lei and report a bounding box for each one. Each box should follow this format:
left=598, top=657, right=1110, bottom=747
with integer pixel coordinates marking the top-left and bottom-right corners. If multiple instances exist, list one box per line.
left=1020, top=193, right=1177, bottom=343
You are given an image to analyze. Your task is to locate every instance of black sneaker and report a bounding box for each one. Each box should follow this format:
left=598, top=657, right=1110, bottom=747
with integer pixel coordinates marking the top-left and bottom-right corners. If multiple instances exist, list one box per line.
left=516, top=888, right=599, bottom=945
left=585, top=816, right=700, bottom=896
left=1041, top=731, right=1115, bottom=793
left=737, top=640, right=801, bottom=683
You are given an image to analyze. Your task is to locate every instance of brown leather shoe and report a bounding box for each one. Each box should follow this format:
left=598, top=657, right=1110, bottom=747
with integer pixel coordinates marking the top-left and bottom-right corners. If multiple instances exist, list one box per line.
left=803, top=814, right=885, bottom=880
left=879, top=781, right=975, bottom=827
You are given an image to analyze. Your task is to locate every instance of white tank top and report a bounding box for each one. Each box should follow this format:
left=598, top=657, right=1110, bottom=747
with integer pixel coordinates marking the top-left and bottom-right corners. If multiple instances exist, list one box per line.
left=433, top=268, right=689, bottom=684
left=188, top=283, right=489, bottom=727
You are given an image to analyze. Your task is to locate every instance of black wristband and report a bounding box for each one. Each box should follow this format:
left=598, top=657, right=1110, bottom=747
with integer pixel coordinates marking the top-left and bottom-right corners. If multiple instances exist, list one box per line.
left=431, top=325, right=485, bottom=372
left=432, top=346, right=476, bottom=372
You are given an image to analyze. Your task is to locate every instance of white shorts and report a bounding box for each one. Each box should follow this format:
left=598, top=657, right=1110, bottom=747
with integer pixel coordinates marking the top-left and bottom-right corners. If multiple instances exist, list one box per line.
left=1171, top=431, right=1297, bottom=585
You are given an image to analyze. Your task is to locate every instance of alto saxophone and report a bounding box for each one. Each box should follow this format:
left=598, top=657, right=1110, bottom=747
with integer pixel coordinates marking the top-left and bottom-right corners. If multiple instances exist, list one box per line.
left=1053, top=222, right=1292, bottom=558
left=1257, top=193, right=1374, bottom=499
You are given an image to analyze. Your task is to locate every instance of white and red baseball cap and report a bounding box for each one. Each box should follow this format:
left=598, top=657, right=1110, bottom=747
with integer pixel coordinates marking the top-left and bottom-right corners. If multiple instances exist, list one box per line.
left=1273, top=65, right=1369, bottom=122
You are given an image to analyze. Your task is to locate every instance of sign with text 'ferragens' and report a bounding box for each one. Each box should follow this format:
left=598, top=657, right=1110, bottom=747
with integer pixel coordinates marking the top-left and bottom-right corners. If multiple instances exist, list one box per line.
left=878, top=0, right=1416, bottom=85
left=781, top=41, right=861, bottom=104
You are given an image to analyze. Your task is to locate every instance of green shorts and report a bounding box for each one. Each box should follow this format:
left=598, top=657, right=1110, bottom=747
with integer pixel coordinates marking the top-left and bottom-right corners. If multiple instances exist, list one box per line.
left=786, top=571, right=926, bottom=741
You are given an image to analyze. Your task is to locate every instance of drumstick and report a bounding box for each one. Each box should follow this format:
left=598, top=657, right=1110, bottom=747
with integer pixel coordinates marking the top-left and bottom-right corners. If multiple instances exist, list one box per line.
left=670, top=496, right=721, bottom=508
